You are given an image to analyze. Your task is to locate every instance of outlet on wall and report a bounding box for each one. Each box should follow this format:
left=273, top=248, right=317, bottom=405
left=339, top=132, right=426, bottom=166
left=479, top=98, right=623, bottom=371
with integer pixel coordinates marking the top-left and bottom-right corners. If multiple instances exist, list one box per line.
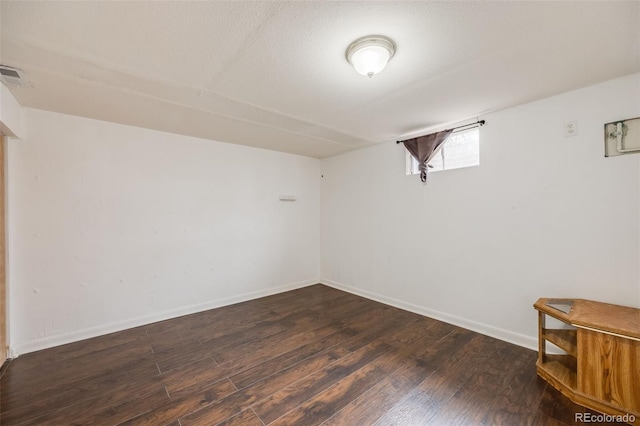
left=564, top=121, right=578, bottom=137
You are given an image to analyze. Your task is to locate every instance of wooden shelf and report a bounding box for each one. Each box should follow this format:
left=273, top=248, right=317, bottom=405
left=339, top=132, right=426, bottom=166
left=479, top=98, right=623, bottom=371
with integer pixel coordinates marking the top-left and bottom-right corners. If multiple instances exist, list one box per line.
left=543, top=329, right=577, bottom=357
left=538, top=355, right=577, bottom=389
left=537, top=354, right=578, bottom=405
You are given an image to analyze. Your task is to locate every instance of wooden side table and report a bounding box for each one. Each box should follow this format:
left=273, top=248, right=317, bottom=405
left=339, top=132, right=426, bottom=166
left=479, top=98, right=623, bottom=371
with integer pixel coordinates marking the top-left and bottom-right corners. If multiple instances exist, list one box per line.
left=534, top=298, right=640, bottom=425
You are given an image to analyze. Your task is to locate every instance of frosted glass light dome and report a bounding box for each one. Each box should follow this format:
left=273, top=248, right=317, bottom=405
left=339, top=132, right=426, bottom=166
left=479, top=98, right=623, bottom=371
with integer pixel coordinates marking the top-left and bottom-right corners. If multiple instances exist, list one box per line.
left=346, top=35, right=396, bottom=78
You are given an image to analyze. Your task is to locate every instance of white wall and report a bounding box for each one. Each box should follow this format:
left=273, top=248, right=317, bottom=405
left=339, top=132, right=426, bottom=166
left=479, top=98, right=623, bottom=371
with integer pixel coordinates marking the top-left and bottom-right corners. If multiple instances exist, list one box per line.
left=320, top=73, right=640, bottom=349
left=6, top=74, right=640, bottom=356
left=0, top=83, right=25, bottom=138
left=8, top=108, right=321, bottom=354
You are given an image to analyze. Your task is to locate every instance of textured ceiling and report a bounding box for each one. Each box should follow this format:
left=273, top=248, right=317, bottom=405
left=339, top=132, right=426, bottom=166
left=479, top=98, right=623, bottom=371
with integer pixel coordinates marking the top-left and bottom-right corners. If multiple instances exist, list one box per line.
left=1, top=1, right=639, bottom=158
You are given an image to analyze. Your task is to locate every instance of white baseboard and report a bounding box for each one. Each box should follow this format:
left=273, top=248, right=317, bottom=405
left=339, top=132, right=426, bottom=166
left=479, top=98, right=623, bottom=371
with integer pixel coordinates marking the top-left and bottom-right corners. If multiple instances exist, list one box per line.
left=320, top=279, right=538, bottom=351
left=12, top=278, right=319, bottom=356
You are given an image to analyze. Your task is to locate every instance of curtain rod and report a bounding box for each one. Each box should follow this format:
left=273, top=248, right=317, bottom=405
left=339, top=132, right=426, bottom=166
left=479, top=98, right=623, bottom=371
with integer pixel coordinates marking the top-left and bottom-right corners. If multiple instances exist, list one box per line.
left=396, top=120, right=486, bottom=144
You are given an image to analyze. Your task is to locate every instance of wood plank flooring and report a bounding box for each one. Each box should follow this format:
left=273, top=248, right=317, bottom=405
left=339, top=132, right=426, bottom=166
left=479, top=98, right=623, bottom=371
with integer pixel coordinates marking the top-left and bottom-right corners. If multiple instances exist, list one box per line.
left=0, top=285, right=619, bottom=425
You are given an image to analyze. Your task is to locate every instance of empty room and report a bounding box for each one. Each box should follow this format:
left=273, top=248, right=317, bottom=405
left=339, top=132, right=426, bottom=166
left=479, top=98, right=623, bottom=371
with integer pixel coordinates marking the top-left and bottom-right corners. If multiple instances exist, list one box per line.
left=1, top=1, right=639, bottom=425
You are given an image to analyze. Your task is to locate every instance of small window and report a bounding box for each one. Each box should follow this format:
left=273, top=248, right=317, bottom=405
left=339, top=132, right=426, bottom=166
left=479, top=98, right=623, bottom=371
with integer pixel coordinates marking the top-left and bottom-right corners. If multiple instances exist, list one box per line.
left=406, top=127, right=480, bottom=175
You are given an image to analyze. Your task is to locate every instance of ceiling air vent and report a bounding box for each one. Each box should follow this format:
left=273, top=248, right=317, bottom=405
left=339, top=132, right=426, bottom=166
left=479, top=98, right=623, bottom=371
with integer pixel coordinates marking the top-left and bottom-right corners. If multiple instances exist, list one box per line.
left=0, top=65, right=31, bottom=87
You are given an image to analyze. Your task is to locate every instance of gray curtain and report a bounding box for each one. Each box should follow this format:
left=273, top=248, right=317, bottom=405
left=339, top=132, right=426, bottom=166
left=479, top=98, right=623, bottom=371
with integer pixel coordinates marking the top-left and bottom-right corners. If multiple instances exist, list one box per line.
left=402, top=129, right=453, bottom=182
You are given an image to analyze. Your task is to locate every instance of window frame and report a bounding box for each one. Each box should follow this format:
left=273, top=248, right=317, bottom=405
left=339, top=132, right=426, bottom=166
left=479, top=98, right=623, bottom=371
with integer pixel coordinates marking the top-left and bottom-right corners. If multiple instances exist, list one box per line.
left=406, top=126, right=480, bottom=176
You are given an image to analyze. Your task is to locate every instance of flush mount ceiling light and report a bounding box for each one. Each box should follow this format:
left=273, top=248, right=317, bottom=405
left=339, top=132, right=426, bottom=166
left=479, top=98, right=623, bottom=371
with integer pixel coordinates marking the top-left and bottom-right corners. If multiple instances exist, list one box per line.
left=346, top=35, right=396, bottom=78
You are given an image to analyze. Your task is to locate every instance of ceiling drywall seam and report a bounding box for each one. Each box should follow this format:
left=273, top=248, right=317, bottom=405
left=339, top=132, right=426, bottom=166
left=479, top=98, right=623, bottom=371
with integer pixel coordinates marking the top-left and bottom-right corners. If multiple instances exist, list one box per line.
left=1, top=37, right=370, bottom=149
left=204, top=2, right=288, bottom=91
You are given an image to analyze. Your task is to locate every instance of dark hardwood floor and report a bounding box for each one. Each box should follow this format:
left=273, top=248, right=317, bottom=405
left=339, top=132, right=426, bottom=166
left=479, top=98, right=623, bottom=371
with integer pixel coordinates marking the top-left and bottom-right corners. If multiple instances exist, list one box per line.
left=0, top=285, right=618, bottom=425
